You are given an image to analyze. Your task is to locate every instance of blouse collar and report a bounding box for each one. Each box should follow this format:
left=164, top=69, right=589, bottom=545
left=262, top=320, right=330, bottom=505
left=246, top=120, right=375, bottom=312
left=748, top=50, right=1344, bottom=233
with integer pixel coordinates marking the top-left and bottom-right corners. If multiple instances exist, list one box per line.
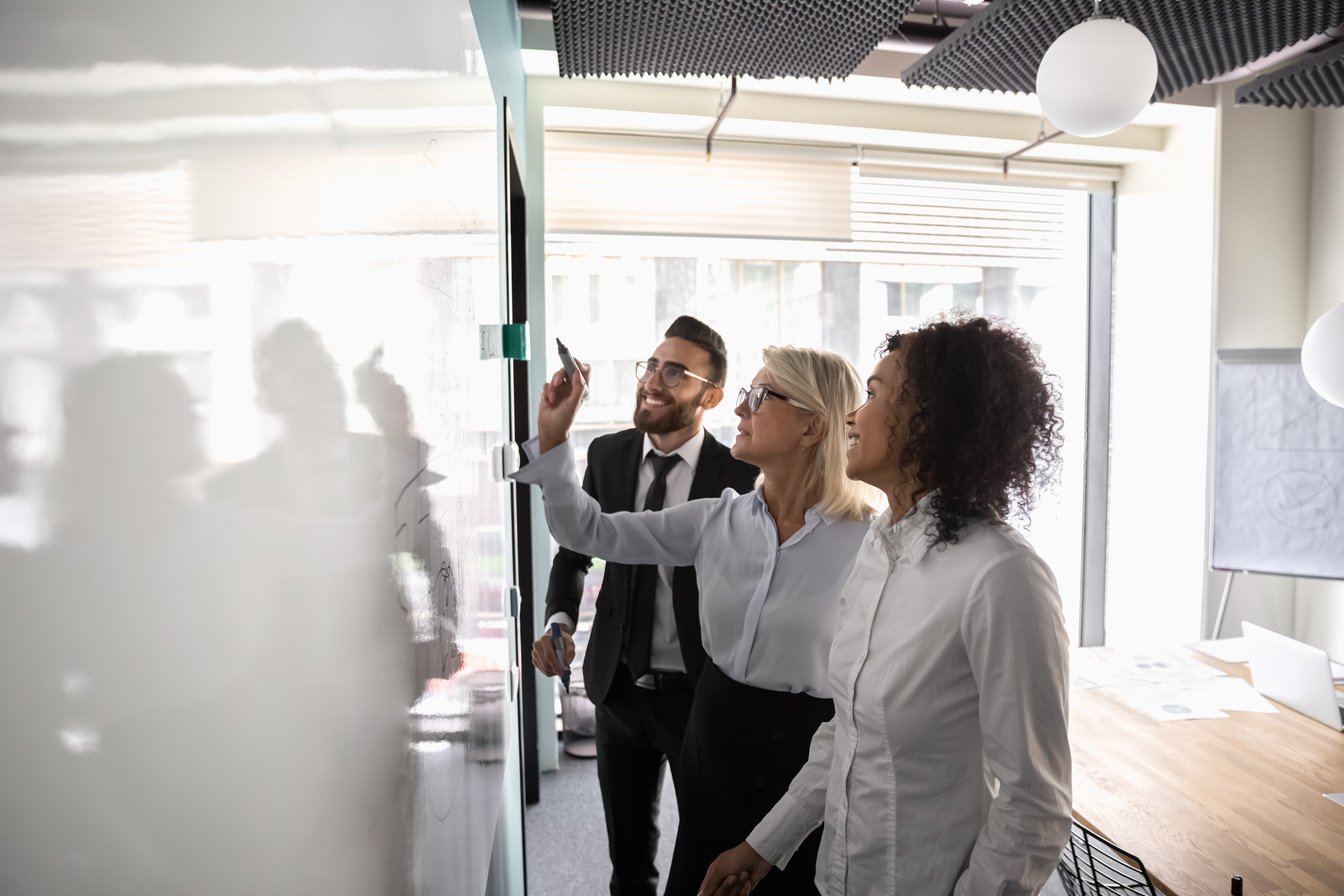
left=872, top=490, right=940, bottom=566
left=750, top=484, right=842, bottom=547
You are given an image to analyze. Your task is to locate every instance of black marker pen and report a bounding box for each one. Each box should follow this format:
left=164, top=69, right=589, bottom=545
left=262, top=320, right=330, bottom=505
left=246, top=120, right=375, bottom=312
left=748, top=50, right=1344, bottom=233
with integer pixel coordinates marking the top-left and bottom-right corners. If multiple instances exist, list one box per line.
left=555, top=338, right=590, bottom=400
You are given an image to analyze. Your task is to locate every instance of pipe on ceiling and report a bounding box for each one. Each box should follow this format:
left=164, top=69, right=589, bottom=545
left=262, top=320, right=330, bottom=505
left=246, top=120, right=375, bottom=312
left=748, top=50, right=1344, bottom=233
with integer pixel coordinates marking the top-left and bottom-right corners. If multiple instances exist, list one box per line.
left=1001, top=128, right=1064, bottom=176
left=878, top=21, right=960, bottom=55
left=517, top=0, right=551, bottom=21
left=706, top=76, right=738, bottom=160
left=516, top=0, right=959, bottom=56
left=1207, top=24, right=1344, bottom=84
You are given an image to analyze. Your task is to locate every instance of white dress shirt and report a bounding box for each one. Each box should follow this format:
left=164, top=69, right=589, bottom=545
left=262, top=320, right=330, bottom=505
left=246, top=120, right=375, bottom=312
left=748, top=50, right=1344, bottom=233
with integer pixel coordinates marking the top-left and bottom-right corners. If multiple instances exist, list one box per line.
left=544, top=429, right=704, bottom=674
left=747, top=497, right=1072, bottom=895
left=516, top=438, right=869, bottom=697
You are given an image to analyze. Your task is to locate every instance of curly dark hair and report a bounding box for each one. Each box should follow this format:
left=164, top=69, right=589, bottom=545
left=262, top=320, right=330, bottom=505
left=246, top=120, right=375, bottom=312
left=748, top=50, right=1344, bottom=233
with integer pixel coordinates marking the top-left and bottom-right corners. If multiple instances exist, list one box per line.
left=883, top=313, right=1063, bottom=547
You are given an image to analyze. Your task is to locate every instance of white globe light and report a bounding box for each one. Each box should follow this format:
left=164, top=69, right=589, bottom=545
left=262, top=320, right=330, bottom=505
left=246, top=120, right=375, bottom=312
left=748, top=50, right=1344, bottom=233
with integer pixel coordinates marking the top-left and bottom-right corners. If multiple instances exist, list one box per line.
left=1302, top=305, right=1344, bottom=408
left=1036, top=17, right=1158, bottom=138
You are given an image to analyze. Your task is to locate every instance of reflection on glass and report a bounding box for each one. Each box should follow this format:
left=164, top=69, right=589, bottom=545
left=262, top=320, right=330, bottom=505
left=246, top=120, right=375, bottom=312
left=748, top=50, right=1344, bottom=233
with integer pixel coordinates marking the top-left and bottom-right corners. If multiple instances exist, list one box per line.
left=0, top=1, right=512, bottom=894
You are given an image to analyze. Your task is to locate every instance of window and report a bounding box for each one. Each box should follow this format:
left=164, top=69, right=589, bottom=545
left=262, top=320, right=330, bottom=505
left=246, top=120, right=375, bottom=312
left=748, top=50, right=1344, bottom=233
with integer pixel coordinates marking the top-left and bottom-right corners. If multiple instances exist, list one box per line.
left=544, top=168, right=1094, bottom=645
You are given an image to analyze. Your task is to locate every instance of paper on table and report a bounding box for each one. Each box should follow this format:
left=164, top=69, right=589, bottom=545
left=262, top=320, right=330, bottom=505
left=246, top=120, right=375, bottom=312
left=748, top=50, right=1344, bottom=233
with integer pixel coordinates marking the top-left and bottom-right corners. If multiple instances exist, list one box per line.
left=1070, top=646, right=1225, bottom=691
left=1070, top=653, right=1144, bottom=690
left=1108, top=684, right=1230, bottom=721
left=1188, top=636, right=1251, bottom=664
left=1332, top=659, right=1344, bottom=682
left=1188, top=676, right=1279, bottom=713
left=1108, top=676, right=1279, bottom=721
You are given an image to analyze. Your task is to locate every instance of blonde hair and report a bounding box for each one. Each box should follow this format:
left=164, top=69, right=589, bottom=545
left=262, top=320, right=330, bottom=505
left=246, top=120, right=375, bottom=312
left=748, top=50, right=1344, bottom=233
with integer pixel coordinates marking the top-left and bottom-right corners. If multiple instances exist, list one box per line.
left=760, top=346, right=880, bottom=522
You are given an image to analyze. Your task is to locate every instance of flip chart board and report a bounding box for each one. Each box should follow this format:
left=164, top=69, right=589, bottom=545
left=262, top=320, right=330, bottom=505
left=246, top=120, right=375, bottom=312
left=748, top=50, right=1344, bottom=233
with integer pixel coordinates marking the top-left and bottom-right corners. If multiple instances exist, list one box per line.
left=1212, top=349, right=1344, bottom=579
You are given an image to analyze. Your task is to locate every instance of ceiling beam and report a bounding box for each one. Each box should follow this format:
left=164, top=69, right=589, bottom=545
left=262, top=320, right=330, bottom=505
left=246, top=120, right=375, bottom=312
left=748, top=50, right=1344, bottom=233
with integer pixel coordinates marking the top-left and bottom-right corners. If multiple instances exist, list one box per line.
left=531, top=75, right=1165, bottom=165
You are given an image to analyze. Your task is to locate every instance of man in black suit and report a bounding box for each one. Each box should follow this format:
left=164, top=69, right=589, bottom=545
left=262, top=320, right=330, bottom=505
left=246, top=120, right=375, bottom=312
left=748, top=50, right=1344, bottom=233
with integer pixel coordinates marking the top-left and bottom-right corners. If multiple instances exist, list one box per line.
left=530, top=316, right=757, bottom=896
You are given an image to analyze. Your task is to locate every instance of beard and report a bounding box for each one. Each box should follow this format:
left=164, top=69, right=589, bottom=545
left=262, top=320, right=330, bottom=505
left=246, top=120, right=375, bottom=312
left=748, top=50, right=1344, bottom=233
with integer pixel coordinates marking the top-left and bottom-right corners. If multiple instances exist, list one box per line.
left=632, top=387, right=703, bottom=435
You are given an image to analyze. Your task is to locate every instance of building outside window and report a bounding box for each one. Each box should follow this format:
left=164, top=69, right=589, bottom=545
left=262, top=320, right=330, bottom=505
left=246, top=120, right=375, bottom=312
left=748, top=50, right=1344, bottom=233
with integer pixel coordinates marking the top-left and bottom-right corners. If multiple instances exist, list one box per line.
left=544, top=169, right=1091, bottom=649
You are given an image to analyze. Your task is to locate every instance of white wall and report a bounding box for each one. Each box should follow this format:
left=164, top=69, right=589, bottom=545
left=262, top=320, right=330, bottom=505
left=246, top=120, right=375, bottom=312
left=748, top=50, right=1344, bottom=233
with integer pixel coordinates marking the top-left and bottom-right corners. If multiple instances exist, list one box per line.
left=1091, top=89, right=1344, bottom=656
left=1107, top=109, right=1217, bottom=645
left=1297, top=106, right=1344, bottom=660
left=1203, top=84, right=1315, bottom=640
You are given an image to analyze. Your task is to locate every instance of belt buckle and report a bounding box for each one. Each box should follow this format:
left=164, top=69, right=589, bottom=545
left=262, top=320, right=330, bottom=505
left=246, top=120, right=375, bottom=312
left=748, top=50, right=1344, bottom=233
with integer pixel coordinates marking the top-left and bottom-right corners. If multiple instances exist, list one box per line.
left=632, top=669, right=686, bottom=691
left=652, top=671, right=685, bottom=690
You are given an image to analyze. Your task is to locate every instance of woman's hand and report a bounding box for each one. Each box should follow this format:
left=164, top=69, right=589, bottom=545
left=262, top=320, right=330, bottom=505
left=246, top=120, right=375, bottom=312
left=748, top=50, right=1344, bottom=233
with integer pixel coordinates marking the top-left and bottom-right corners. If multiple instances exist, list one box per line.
left=537, top=360, right=590, bottom=454
left=698, top=842, right=772, bottom=896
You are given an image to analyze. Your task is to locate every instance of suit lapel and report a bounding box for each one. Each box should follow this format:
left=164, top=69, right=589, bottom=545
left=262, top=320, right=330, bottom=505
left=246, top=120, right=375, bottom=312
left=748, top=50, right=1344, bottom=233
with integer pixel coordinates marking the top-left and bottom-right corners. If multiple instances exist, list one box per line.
left=619, top=429, right=645, bottom=511
left=688, top=431, right=726, bottom=500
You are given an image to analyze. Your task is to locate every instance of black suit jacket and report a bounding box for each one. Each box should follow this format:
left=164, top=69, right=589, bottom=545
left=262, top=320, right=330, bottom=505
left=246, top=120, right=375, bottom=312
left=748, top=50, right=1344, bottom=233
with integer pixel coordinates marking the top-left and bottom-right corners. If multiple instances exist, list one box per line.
left=544, top=428, right=758, bottom=706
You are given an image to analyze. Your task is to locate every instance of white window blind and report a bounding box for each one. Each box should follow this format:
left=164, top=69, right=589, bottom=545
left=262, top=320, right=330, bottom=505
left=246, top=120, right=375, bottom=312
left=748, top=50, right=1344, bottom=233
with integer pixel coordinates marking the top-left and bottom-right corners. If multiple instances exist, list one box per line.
left=545, top=133, right=1104, bottom=261
left=845, top=173, right=1076, bottom=268
left=546, top=133, right=853, bottom=241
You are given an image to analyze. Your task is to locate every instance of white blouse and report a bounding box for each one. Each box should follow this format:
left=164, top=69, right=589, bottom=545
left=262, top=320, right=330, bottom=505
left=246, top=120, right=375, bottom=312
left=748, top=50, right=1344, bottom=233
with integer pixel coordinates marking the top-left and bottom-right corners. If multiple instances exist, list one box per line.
left=513, top=438, right=869, bottom=697
left=747, top=499, right=1072, bottom=895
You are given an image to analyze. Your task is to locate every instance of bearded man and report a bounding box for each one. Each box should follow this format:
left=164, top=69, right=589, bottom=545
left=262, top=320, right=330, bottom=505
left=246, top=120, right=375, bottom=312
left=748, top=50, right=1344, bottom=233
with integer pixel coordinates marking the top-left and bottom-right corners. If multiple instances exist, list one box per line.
left=530, top=315, right=758, bottom=896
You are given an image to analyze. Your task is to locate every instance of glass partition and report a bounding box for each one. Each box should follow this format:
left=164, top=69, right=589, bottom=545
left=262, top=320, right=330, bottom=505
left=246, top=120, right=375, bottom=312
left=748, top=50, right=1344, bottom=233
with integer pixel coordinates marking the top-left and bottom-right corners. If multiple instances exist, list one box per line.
left=0, top=3, right=516, bottom=894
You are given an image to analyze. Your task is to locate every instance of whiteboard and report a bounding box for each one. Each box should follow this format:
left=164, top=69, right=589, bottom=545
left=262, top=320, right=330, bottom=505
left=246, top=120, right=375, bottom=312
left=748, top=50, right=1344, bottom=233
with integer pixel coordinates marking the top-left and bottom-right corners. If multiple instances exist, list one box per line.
left=1212, top=349, right=1344, bottom=578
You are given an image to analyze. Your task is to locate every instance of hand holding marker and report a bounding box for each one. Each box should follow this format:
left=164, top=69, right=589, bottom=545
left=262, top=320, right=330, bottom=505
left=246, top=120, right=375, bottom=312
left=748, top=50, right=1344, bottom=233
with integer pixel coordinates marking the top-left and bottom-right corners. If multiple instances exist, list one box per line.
left=547, top=338, right=580, bottom=695
left=556, top=338, right=589, bottom=401
left=550, top=622, right=571, bottom=693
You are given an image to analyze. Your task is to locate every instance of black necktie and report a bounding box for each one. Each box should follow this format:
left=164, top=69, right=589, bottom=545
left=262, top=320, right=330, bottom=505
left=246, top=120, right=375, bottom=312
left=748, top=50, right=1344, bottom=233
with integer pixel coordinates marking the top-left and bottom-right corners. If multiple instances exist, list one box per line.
left=626, top=452, right=682, bottom=679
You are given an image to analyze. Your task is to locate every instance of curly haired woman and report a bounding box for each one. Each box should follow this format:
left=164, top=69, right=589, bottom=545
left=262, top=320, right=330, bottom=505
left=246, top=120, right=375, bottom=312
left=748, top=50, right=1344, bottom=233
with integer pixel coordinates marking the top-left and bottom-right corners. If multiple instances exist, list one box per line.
left=701, top=315, right=1073, bottom=896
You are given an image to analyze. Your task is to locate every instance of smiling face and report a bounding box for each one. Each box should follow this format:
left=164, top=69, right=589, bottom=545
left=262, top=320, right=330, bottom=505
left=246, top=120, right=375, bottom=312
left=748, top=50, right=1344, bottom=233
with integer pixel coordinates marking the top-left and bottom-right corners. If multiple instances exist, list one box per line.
left=732, top=366, right=817, bottom=466
left=846, top=350, right=912, bottom=495
left=632, top=337, right=718, bottom=437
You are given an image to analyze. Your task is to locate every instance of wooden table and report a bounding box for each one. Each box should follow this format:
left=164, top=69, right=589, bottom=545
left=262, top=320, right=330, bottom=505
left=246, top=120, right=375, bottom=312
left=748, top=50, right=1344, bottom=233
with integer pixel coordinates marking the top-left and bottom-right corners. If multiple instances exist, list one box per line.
left=1068, top=649, right=1344, bottom=896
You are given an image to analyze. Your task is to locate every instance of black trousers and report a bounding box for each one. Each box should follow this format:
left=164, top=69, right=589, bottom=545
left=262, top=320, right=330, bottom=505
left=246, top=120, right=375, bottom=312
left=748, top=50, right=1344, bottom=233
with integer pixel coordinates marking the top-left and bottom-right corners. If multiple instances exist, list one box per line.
left=664, top=662, right=834, bottom=896
left=594, top=664, right=696, bottom=896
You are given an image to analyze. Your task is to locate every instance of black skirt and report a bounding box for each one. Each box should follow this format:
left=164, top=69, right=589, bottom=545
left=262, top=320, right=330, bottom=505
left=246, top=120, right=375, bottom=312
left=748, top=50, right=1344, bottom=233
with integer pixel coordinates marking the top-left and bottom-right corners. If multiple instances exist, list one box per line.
left=664, top=661, right=834, bottom=896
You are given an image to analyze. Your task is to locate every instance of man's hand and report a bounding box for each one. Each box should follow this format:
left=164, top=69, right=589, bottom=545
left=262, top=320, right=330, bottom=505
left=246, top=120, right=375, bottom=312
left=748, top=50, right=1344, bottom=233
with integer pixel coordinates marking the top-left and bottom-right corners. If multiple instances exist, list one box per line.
left=537, top=361, right=590, bottom=454
left=698, top=842, right=773, bottom=896
left=531, top=624, right=575, bottom=676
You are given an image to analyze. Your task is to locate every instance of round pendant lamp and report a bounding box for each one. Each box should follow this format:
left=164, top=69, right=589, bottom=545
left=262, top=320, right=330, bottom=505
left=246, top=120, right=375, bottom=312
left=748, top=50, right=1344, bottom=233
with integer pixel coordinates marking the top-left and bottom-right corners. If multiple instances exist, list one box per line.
left=1036, top=15, right=1158, bottom=138
left=1302, top=305, right=1344, bottom=408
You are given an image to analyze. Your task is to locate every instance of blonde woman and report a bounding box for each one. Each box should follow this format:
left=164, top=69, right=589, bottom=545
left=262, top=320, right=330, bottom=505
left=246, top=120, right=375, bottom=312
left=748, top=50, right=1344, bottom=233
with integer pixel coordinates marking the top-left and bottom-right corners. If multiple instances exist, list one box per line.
left=701, top=316, right=1072, bottom=896
left=515, top=346, right=877, bottom=896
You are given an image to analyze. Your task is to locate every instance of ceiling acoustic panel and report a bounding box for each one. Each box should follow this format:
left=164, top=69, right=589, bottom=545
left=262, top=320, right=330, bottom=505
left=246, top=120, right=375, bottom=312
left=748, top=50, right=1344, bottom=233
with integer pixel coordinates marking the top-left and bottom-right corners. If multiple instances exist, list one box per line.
left=902, top=0, right=1344, bottom=102
left=552, top=0, right=919, bottom=80
left=1236, top=42, right=1344, bottom=108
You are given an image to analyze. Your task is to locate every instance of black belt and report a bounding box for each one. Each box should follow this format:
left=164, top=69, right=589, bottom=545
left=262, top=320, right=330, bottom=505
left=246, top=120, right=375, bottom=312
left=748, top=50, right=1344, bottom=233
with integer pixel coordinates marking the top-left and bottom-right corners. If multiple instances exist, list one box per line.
left=631, top=668, right=691, bottom=691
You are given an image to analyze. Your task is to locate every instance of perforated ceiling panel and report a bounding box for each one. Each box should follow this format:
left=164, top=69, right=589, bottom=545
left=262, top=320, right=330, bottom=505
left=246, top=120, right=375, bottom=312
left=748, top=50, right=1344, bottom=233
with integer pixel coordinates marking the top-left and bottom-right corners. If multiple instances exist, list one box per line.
left=1236, top=42, right=1344, bottom=108
left=552, top=0, right=919, bottom=79
left=902, top=0, right=1344, bottom=101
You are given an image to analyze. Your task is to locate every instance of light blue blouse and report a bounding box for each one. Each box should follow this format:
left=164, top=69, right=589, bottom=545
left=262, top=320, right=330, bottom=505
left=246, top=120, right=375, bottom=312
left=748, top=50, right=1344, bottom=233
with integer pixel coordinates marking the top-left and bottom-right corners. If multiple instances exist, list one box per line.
left=513, top=438, right=870, bottom=697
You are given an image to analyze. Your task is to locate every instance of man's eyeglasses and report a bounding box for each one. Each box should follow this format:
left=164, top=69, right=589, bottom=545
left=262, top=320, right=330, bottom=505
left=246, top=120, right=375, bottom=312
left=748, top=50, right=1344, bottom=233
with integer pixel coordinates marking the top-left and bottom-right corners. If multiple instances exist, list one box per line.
left=636, top=360, right=717, bottom=390
left=736, top=384, right=811, bottom=414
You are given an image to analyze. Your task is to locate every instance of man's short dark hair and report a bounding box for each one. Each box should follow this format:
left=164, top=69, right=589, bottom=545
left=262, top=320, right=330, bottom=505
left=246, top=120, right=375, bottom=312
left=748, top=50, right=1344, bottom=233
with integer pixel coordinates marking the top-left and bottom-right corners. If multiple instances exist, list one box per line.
left=664, top=315, right=727, bottom=386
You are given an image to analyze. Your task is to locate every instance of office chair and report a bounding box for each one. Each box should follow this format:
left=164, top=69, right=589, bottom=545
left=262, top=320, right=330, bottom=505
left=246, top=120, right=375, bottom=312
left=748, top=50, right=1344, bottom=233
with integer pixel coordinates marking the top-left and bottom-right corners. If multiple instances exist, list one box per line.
left=1056, top=819, right=1158, bottom=896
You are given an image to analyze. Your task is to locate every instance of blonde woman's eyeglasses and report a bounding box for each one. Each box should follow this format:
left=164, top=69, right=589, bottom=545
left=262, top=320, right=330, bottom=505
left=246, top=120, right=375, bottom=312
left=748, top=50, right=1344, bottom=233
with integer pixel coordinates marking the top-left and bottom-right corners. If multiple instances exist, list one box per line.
left=736, top=384, right=811, bottom=414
